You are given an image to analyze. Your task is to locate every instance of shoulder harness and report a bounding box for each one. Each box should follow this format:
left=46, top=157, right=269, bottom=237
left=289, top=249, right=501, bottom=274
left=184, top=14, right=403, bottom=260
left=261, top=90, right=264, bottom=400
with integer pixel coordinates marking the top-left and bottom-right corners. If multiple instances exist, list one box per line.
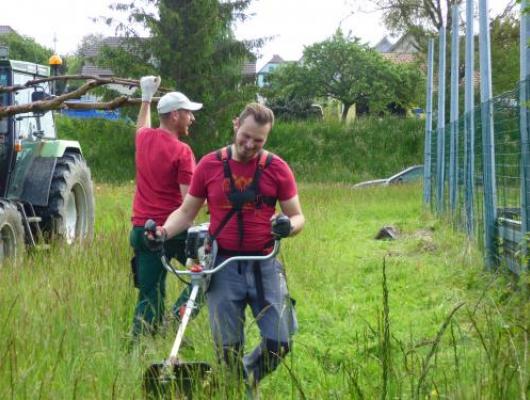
left=211, top=146, right=276, bottom=247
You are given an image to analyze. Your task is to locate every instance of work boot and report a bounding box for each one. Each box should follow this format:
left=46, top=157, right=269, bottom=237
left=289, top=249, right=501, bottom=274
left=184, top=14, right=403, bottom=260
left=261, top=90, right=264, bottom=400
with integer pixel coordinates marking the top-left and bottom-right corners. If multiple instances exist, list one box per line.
left=242, top=339, right=291, bottom=384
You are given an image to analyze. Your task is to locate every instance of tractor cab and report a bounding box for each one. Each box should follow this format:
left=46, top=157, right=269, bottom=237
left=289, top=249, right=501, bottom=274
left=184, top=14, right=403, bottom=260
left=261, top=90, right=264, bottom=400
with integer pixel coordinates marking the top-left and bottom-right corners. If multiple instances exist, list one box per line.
left=0, top=47, right=94, bottom=262
left=0, top=51, right=56, bottom=197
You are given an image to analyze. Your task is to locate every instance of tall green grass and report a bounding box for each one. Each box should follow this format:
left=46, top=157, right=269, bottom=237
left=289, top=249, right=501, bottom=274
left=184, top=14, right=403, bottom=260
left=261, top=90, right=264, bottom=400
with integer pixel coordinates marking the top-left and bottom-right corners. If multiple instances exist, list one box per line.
left=1, top=183, right=528, bottom=399
left=56, top=115, right=424, bottom=184
left=266, top=118, right=424, bottom=183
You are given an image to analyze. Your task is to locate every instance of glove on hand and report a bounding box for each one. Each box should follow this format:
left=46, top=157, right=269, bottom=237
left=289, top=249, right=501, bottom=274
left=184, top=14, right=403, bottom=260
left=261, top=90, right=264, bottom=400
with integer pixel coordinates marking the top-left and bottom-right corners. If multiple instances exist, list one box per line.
left=144, top=219, right=167, bottom=252
left=271, top=214, right=292, bottom=239
left=140, top=75, right=161, bottom=102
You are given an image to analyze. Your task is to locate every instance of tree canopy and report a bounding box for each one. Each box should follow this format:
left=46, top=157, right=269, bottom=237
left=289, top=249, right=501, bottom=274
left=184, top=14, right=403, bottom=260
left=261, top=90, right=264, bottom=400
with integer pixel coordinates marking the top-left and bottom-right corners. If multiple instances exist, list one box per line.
left=0, top=32, right=53, bottom=65
left=96, top=0, right=260, bottom=149
left=262, top=31, right=424, bottom=121
left=490, top=10, right=519, bottom=95
left=368, top=0, right=463, bottom=51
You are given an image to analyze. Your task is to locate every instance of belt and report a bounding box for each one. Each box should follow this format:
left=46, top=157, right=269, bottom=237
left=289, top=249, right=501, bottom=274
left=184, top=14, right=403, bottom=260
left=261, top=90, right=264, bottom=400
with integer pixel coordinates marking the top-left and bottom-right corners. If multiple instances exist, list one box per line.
left=216, top=239, right=275, bottom=257
left=217, top=247, right=268, bottom=257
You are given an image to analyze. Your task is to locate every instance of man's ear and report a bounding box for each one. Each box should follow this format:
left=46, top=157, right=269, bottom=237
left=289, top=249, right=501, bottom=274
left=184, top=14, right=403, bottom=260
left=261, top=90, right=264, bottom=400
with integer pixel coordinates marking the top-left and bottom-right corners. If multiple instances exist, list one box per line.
left=232, top=117, right=239, bottom=133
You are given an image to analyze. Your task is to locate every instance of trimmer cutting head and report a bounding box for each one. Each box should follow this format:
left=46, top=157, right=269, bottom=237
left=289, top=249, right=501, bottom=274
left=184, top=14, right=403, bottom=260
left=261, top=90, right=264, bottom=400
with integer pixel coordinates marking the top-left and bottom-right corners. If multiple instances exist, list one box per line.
left=143, top=361, right=212, bottom=399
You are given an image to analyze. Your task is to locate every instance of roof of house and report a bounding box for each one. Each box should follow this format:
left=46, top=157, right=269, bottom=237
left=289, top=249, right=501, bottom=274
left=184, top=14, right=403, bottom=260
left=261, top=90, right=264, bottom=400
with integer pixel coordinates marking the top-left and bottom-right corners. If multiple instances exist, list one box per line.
left=374, top=37, right=394, bottom=53
left=257, top=54, right=288, bottom=75
left=375, top=34, right=418, bottom=54
left=82, top=36, right=256, bottom=78
left=81, top=37, right=127, bottom=58
left=268, top=54, right=284, bottom=64
left=0, top=25, right=17, bottom=35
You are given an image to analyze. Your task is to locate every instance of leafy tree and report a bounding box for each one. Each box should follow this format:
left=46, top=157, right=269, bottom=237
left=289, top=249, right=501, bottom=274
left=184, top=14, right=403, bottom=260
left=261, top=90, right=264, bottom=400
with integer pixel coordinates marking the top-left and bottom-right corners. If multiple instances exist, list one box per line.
left=368, top=0, right=464, bottom=51
left=97, top=0, right=260, bottom=152
left=490, top=9, right=519, bottom=95
left=264, top=31, right=423, bottom=121
left=0, top=32, right=53, bottom=65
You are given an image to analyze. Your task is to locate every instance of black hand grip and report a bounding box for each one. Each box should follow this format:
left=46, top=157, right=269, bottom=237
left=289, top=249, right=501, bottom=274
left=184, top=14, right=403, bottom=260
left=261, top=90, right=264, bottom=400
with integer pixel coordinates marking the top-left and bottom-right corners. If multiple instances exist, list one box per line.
left=271, top=214, right=292, bottom=239
left=145, top=219, right=157, bottom=234
left=144, top=219, right=165, bottom=252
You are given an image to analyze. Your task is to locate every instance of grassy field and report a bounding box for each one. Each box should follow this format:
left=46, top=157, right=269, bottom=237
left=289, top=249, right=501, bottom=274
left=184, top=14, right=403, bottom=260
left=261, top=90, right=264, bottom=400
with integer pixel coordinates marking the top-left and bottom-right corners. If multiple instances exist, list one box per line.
left=1, top=182, right=529, bottom=399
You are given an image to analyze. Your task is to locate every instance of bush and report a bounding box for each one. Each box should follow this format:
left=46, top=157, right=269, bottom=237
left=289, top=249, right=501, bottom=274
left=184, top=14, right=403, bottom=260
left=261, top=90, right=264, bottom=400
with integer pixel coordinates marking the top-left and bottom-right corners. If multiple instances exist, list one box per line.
left=55, top=115, right=136, bottom=183
left=266, top=96, right=323, bottom=121
left=55, top=114, right=424, bottom=184
left=267, top=116, right=424, bottom=183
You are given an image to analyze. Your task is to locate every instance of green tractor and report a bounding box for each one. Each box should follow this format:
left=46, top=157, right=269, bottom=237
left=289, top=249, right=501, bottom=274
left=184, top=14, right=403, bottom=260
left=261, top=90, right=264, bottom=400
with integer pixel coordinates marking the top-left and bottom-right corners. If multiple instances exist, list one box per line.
left=0, top=50, right=95, bottom=262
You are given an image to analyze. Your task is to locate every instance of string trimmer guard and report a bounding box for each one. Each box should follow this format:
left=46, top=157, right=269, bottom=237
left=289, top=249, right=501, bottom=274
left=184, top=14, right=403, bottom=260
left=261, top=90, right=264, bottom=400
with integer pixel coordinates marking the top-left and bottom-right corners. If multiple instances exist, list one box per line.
left=143, top=361, right=212, bottom=399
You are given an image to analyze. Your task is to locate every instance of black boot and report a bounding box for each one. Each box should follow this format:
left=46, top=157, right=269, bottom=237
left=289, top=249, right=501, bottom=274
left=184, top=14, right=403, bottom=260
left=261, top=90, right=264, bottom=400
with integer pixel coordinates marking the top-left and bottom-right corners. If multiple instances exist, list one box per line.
left=243, top=339, right=291, bottom=385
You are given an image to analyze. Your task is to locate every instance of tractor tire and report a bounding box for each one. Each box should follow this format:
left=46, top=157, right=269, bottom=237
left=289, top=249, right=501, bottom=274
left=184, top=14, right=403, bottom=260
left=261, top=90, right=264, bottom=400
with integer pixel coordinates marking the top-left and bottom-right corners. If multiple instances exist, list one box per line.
left=37, top=152, right=95, bottom=244
left=0, top=200, right=25, bottom=263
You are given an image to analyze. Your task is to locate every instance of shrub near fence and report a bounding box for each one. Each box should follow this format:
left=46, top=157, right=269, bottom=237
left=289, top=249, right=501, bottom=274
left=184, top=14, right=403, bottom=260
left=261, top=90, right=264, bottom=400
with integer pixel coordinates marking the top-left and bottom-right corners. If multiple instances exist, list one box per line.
left=56, top=115, right=424, bottom=184
left=429, top=84, right=527, bottom=272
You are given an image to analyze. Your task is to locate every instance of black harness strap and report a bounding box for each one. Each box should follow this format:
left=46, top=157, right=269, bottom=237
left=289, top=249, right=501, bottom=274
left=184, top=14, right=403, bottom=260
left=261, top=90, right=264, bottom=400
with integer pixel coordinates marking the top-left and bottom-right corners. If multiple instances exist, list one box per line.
left=211, top=146, right=275, bottom=247
left=253, top=260, right=270, bottom=311
left=211, top=146, right=276, bottom=310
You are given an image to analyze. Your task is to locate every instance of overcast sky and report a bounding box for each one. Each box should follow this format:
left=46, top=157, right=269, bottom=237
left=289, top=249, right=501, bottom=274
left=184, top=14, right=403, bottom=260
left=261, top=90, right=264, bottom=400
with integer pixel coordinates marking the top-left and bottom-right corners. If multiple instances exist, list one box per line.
left=1, top=0, right=515, bottom=70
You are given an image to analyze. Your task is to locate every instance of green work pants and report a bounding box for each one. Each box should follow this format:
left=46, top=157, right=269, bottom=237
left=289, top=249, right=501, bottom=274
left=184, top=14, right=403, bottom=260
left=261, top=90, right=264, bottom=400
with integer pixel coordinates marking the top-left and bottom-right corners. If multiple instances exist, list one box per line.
left=129, top=226, right=187, bottom=337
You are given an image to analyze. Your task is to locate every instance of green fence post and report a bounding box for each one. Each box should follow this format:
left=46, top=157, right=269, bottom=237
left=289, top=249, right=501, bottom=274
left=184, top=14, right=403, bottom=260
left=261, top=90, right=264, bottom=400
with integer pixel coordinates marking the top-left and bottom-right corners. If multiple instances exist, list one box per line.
left=464, top=0, right=475, bottom=236
left=436, top=27, right=447, bottom=214
left=449, top=5, right=460, bottom=216
left=424, top=39, right=434, bottom=206
left=479, top=0, right=498, bottom=269
left=520, top=0, right=530, bottom=270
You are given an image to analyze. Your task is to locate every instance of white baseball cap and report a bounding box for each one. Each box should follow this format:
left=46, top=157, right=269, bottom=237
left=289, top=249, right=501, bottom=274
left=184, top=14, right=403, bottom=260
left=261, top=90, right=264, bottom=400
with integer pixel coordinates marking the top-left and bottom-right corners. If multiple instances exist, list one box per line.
left=157, top=91, right=203, bottom=114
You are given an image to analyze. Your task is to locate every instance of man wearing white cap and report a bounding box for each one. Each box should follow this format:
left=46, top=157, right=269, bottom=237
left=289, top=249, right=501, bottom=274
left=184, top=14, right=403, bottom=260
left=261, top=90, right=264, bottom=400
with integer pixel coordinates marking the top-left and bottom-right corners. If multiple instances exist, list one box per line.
left=129, top=76, right=202, bottom=339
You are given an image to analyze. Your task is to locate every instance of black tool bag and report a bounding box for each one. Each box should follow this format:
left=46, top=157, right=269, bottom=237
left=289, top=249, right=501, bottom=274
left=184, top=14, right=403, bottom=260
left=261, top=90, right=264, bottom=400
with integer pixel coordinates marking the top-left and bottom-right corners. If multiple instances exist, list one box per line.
left=131, top=254, right=140, bottom=288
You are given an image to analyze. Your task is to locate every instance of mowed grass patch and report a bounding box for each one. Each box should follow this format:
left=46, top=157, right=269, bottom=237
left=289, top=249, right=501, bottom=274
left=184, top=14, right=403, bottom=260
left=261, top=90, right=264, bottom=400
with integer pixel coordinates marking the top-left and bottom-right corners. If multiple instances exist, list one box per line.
left=0, top=183, right=528, bottom=399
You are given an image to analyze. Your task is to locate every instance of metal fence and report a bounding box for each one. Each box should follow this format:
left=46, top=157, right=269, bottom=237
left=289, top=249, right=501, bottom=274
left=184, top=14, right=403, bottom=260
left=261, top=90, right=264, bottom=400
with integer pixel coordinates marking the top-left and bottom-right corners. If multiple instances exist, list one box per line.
left=423, top=0, right=530, bottom=273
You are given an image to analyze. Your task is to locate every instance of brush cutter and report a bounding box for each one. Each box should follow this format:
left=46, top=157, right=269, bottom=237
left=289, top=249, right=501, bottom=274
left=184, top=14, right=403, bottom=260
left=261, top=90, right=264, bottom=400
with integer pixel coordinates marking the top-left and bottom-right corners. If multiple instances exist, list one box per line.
left=142, top=220, right=280, bottom=399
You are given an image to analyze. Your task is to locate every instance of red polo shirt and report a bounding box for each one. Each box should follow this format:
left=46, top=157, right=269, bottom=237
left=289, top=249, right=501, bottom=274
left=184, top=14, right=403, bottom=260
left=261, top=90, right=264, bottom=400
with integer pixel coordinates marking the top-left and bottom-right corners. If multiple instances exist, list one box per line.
left=132, top=127, right=195, bottom=226
left=189, top=150, right=297, bottom=252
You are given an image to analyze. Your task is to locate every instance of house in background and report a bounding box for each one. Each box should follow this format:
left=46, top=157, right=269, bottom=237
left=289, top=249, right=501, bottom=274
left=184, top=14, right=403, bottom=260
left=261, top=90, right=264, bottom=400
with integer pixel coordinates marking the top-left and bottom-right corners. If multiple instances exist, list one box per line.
left=374, top=34, right=422, bottom=117
left=374, top=34, right=418, bottom=64
left=80, top=36, right=123, bottom=77
left=80, top=36, right=135, bottom=97
left=0, top=25, right=17, bottom=36
left=257, top=54, right=286, bottom=87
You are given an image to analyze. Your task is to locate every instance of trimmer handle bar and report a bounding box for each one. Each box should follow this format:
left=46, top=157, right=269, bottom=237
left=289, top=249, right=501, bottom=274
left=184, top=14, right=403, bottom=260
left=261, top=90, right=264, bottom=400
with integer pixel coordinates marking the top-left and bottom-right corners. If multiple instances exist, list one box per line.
left=162, top=241, right=280, bottom=276
left=144, top=219, right=281, bottom=279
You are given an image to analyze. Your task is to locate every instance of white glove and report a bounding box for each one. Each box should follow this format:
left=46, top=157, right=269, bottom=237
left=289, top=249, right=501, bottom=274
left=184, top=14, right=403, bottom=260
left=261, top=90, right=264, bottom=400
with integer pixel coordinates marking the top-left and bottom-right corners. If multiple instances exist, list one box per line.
left=140, top=75, right=161, bottom=102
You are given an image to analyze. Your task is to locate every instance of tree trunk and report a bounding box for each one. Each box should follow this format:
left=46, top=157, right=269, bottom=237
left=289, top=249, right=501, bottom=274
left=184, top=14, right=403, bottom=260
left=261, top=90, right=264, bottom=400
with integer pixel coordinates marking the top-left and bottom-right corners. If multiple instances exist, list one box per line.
left=341, top=103, right=352, bottom=122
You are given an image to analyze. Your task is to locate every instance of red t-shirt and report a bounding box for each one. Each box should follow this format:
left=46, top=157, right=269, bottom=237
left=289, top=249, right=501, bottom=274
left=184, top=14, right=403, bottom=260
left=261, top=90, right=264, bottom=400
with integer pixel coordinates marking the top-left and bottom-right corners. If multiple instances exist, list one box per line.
left=132, top=127, right=195, bottom=226
left=189, top=150, right=298, bottom=252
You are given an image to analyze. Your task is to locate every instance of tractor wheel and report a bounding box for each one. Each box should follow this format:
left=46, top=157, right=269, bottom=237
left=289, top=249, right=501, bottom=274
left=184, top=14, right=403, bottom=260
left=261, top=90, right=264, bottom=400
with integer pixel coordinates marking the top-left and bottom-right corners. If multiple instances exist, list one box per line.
left=0, top=200, right=25, bottom=263
left=37, top=152, right=95, bottom=244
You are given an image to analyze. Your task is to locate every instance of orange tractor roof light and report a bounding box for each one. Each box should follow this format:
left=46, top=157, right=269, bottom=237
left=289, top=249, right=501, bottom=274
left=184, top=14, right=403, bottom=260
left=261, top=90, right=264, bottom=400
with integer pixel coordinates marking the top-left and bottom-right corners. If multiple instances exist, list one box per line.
left=48, top=54, right=63, bottom=66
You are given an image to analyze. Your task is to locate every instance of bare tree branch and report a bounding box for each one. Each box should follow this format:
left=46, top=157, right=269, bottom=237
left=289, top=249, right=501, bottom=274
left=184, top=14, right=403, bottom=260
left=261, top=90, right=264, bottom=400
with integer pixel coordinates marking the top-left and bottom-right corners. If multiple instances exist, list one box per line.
left=0, top=75, right=168, bottom=118
left=0, top=74, right=172, bottom=94
left=64, top=97, right=155, bottom=110
left=497, top=0, right=516, bottom=20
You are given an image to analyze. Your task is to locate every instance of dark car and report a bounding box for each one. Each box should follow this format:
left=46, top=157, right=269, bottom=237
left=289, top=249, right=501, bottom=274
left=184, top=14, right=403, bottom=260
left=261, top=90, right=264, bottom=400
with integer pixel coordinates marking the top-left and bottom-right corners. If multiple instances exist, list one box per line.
left=353, top=165, right=424, bottom=189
